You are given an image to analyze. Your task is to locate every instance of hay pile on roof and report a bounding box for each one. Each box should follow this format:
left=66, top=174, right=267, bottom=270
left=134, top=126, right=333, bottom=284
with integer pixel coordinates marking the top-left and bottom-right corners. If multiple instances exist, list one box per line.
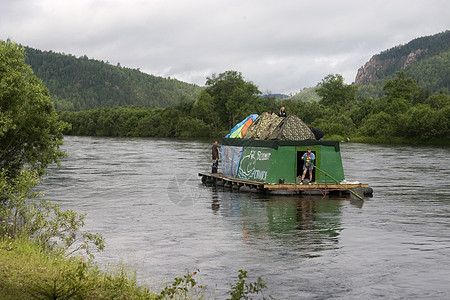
left=269, top=115, right=316, bottom=140
left=228, top=113, right=316, bottom=141
left=242, top=113, right=283, bottom=140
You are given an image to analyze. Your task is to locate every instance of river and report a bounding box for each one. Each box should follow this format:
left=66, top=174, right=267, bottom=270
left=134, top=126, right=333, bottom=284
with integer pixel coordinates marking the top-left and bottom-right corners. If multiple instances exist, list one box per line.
left=39, top=136, right=450, bottom=299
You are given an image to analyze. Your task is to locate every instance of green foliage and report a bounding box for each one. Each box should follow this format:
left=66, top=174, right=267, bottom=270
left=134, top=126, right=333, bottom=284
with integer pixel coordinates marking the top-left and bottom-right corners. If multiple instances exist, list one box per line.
left=98, top=264, right=154, bottom=300
left=0, top=238, right=157, bottom=299
left=175, top=117, right=212, bottom=138
left=58, top=70, right=267, bottom=137
left=0, top=40, right=69, bottom=180
left=27, top=257, right=91, bottom=300
left=348, top=98, right=376, bottom=127
left=0, top=168, right=105, bottom=259
left=425, top=93, right=450, bottom=109
left=0, top=168, right=40, bottom=238
left=406, top=50, right=450, bottom=95
left=192, top=90, right=222, bottom=131
left=156, top=269, right=205, bottom=300
left=290, top=86, right=321, bottom=102
left=356, top=79, right=386, bottom=100
left=227, top=269, right=270, bottom=300
left=56, top=69, right=449, bottom=143
left=24, top=47, right=203, bottom=110
left=356, top=31, right=450, bottom=98
left=316, top=74, right=358, bottom=108
left=313, top=112, right=357, bottom=137
left=2, top=241, right=273, bottom=300
left=205, top=70, right=261, bottom=129
left=383, top=71, right=421, bottom=104
left=358, top=112, right=396, bottom=137
left=401, top=104, right=450, bottom=140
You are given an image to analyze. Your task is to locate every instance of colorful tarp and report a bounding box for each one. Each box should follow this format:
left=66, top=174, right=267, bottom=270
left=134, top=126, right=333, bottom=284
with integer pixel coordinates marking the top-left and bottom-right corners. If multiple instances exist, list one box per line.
left=221, top=145, right=244, bottom=177
left=226, top=114, right=259, bottom=138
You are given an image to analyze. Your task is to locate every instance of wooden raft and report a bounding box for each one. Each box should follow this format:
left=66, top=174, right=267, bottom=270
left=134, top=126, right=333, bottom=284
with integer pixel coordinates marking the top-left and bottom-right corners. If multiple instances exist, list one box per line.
left=198, top=172, right=371, bottom=196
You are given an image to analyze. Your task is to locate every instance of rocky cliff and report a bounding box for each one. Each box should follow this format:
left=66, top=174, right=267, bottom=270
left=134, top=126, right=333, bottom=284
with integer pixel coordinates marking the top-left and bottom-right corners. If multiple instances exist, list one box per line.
left=355, top=48, right=427, bottom=85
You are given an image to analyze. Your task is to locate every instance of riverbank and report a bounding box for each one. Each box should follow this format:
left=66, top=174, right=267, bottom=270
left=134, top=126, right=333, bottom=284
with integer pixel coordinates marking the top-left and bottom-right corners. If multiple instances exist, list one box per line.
left=0, top=237, right=267, bottom=299
left=0, top=237, right=157, bottom=299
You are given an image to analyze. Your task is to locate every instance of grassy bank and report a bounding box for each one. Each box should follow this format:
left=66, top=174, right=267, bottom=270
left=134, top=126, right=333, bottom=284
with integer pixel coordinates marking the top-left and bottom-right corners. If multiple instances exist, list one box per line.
left=0, top=238, right=269, bottom=300
left=0, top=237, right=157, bottom=300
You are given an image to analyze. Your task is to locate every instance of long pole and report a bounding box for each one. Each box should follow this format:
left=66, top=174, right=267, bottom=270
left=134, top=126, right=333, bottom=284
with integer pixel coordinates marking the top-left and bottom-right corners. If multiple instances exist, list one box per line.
left=310, top=161, right=364, bottom=200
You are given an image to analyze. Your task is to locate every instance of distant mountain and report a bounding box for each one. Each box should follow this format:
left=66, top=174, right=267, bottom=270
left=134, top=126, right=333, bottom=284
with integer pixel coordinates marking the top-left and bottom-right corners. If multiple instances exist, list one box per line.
left=355, top=30, right=450, bottom=96
left=24, top=47, right=203, bottom=110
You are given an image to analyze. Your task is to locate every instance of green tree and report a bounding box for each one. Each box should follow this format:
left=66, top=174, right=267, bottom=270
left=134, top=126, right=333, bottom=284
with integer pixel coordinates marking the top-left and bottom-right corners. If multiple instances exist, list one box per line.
left=205, top=70, right=261, bottom=129
left=358, top=111, right=396, bottom=137
left=425, top=93, right=450, bottom=110
left=0, top=40, right=68, bottom=180
left=0, top=168, right=104, bottom=259
left=316, top=74, right=358, bottom=108
left=383, top=71, right=421, bottom=104
left=192, top=90, right=222, bottom=134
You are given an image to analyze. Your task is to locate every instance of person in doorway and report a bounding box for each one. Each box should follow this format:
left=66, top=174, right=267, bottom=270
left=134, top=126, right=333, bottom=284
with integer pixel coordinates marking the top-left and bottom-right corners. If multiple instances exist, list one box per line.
left=278, top=107, right=287, bottom=117
left=211, top=140, right=219, bottom=173
left=300, top=146, right=315, bottom=184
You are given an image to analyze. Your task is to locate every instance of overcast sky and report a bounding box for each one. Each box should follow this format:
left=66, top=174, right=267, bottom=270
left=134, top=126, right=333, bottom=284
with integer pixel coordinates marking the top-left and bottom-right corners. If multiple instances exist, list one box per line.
left=1, top=0, right=449, bottom=95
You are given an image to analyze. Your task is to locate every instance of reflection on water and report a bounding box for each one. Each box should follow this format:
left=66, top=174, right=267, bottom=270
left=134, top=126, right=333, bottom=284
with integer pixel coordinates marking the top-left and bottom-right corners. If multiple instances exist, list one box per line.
left=211, top=190, right=346, bottom=257
left=39, top=136, right=450, bottom=299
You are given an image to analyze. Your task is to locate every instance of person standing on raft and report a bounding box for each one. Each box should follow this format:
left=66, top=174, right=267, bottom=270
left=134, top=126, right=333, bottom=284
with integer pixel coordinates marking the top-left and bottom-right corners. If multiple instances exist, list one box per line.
left=300, top=146, right=315, bottom=184
left=211, top=140, right=219, bottom=173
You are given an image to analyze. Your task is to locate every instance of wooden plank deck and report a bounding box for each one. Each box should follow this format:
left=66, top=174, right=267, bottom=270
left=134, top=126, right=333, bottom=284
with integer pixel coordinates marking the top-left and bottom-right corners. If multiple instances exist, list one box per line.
left=198, top=172, right=371, bottom=195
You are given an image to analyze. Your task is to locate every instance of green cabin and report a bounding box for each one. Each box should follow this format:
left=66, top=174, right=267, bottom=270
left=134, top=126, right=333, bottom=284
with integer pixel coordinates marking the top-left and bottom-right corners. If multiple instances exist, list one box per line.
left=221, top=138, right=345, bottom=184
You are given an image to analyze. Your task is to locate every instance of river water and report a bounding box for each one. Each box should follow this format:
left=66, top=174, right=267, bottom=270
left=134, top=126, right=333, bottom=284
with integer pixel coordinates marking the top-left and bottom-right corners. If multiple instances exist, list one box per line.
left=39, top=136, right=450, bottom=299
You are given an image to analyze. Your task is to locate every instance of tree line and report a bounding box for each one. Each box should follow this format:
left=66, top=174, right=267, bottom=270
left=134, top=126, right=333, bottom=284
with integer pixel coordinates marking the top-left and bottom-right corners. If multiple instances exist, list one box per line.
left=59, top=70, right=449, bottom=144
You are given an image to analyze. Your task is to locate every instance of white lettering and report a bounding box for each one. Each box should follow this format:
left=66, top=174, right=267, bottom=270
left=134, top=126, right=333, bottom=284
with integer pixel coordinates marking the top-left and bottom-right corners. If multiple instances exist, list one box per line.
left=257, top=151, right=271, bottom=161
left=253, top=169, right=267, bottom=181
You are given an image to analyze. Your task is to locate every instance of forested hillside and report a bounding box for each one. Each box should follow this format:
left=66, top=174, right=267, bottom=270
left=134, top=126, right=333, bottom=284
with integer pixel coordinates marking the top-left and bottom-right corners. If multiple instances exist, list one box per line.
left=356, top=30, right=450, bottom=98
left=24, top=47, right=203, bottom=110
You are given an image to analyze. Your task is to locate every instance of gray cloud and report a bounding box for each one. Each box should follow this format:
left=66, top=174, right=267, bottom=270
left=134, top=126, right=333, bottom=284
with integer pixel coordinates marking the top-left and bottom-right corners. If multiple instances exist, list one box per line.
left=1, top=0, right=449, bottom=94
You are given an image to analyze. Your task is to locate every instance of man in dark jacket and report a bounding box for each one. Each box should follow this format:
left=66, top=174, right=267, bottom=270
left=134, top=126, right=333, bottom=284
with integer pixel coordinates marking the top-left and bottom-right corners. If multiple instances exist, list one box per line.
left=211, top=140, right=219, bottom=173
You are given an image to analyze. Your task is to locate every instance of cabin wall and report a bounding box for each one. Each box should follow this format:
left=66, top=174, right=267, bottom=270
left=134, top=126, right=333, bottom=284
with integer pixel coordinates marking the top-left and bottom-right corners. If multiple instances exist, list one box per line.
left=221, top=140, right=345, bottom=184
left=236, top=147, right=273, bottom=182
left=316, top=146, right=345, bottom=183
left=266, top=146, right=297, bottom=184
left=267, top=145, right=345, bottom=184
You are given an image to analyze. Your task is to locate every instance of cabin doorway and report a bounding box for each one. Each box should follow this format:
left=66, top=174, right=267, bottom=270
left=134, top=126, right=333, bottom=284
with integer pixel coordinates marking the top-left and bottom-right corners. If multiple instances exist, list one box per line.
left=297, top=150, right=316, bottom=183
